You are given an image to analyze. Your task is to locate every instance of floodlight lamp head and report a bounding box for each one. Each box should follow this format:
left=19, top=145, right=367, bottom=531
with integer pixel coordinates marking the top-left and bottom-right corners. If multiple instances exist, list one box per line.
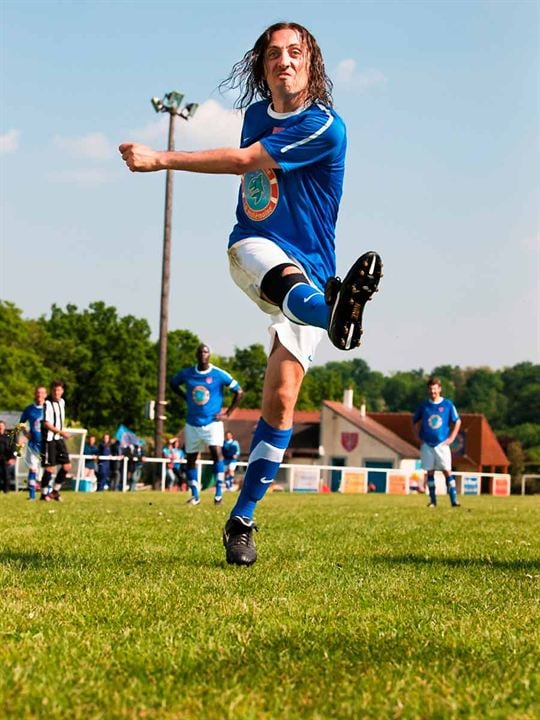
left=165, top=91, right=184, bottom=111
left=151, top=97, right=164, bottom=113
left=184, top=102, right=199, bottom=118
left=179, top=102, right=199, bottom=120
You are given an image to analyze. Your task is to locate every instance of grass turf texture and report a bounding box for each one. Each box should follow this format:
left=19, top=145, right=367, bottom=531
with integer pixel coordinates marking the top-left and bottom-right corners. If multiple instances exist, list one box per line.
left=0, top=492, right=538, bottom=720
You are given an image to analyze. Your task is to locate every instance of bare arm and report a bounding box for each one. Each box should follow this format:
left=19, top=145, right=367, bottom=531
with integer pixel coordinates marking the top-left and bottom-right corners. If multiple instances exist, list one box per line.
left=118, top=142, right=278, bottom=175
left=444, top=418, right=462, bottom=446
left=216, top=388, right=244, bottom=421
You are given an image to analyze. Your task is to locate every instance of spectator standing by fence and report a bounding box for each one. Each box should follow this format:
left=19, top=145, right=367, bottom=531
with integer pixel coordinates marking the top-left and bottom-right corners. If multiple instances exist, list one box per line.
left=0, top=420, right=16, bottom=494
left=223, top=431, right=241, bottom=490
left=97, top=433, right=113, bottom=491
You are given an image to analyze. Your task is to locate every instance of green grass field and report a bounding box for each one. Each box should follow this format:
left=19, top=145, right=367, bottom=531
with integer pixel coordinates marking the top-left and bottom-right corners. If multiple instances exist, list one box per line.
left=0, top=491, right=538, bottom=720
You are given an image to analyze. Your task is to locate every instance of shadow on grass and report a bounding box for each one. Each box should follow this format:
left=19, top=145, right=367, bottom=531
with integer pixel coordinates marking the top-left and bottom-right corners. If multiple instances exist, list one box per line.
left=0, top=549, right=66, bottom=569
left=0, top=548, right=233, bottom=574
left=373, top=553, right=540, bottom=572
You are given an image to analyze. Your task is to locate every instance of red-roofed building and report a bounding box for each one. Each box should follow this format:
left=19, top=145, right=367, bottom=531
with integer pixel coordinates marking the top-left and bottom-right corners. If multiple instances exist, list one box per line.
left=368, top=412, right=509, bottom=474
left=178, top=392, right=509, bottom=493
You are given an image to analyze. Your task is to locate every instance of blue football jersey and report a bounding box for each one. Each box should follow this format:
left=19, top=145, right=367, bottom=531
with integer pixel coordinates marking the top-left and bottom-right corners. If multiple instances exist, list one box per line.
left=171, top=365, right=240, bottom=427
left=228, top=100, right=346, bottom=291
left=222, top=439, right=240, bottom=460
left=20, top=403, right=44, bottom=451
left=413, top=398, right=460, bottom=447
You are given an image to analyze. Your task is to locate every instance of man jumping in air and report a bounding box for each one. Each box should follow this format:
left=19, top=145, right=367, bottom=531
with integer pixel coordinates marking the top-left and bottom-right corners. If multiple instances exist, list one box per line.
left=120, top=22, right=382, bottom=565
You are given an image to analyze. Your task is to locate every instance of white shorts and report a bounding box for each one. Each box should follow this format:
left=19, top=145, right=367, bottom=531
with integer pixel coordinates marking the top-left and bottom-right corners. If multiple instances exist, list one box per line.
left=224, top=460, right=237, bottom=472
left=228, top=238, right=325, bottom=373
left=24, top=444, right=41, bottom=473
left=185, top=421, right=224, bottom=454
left=421, top=443, right=452, bottom=472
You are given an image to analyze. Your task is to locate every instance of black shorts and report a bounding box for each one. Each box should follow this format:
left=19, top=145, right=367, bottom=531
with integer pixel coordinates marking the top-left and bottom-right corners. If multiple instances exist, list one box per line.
left=42, top=439, right=70, bottom=468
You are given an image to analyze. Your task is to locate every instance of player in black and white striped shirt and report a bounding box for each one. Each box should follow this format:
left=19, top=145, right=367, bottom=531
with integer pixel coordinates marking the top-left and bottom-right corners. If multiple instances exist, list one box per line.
left=40, top=380, right=72, bottom=501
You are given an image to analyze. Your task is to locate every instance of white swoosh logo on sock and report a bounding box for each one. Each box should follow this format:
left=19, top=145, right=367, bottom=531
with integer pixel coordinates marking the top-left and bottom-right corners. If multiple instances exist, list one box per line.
left=260, top=477, right=274, bottom=484
left=303, top=292, right=319, bottom=303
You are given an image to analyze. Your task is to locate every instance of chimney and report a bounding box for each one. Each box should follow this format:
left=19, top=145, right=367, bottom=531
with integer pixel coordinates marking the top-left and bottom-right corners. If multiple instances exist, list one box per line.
left=360, top=403, right=366, bottom=417
left=343, top=388, right=353, bottom=409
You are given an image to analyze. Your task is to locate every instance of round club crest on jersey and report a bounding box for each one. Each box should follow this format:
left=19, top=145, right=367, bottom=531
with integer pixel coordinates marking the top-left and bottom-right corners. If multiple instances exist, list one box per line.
left=192, top=385, right=210, bottom=406
left=428, top=414, right=443, bottom=430
left=242, top=169, right=279, bottom=221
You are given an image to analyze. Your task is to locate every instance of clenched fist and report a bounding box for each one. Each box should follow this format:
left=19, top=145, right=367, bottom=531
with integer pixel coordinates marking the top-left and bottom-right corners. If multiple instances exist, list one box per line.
left=119, top=143, right=164, bottom=172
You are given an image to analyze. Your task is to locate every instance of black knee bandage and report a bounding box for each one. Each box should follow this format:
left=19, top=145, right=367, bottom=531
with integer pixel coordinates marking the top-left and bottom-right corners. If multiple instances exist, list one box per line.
left=261, top=263, right=308, bottom=307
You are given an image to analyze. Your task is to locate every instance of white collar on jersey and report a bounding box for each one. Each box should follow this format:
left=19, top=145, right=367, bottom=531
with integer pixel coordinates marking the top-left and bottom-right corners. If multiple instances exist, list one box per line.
left=194, top=363, right=213, bottom=375
left=267, top=102, right=311, bottom=120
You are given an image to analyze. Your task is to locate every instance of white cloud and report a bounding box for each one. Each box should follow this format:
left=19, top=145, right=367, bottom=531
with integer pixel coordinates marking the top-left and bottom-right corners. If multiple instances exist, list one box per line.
left=53, top=132, right=115, bottom=160
left=0, top=129, right=20, bottom=154
left=48, top=168, right=112, bottom=184
left=336, top=59, right=387, bottom=90
left=129, top=99, right=243, bottom=149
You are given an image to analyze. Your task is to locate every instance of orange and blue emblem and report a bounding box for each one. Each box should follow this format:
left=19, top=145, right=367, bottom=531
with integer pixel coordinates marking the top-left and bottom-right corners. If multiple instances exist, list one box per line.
left=428, top=414, right=443, bottom=430
left=242, top=169, right=279, bottom=221
left=192, top=385, right=210, bottom=406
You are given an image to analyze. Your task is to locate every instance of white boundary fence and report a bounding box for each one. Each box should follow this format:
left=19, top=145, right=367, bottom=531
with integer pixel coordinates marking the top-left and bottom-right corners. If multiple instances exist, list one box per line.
left=67, top=457, right=511, bottom=497
left=13, top=452, right=513, bottom=496
left=521, top=474, right=540, bottom=495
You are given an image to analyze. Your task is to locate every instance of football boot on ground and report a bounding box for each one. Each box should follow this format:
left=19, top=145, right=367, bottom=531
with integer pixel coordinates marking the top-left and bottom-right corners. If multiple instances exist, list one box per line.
left=49, top=489, right=63, bottom=502
left=427, top=503, right=436, bottom=508
left=214, top=496, right=223, bottom=505
left=326, top=251, right=383, bottom=350
left=186, top=497, right=200, bottom=506
left=223, top=516, right=258, bottom=566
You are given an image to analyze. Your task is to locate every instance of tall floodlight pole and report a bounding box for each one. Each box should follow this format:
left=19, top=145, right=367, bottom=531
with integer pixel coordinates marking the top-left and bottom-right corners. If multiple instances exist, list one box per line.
left=150, top=92, right=198, bottom=458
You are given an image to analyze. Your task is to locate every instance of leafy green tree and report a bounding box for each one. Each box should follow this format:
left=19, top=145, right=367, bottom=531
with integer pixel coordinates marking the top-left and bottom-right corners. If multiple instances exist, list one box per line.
left=0, top=301, right=52, bottom=409
left=458, top=367, right=508, bottom=427
left=229, top=344, right=267, bottom=409
left=502, top=423, right=540, bottom=449
left=298, top=365, right=347, bottom=409
left=381, top=370, right=425, bottom=411
left=506, top=440, right=525, bottom=483
left=40, top=302, right=155, bottom=430
left=501, top=363, right=540, bottom=425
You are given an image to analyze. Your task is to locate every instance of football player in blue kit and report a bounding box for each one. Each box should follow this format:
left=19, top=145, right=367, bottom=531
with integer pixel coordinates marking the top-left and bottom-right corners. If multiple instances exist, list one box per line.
left=120, top=22, right=382, bottom=565
left=413, top=377, right=462, bottom=508
left=222, top=431, right=241, bottom=490
left=20, top=385, right=47, bottom=500
left=170, top=344, right=243, bottom=506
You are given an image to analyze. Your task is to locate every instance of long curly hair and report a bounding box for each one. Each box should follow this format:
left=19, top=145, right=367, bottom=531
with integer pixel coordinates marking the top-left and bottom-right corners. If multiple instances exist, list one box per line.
left=219, top=22, right=333, bottom=109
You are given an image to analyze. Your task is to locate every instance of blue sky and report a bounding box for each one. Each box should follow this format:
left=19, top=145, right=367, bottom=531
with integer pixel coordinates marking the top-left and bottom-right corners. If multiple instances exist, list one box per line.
left=1, top=0, right=538, bottom=373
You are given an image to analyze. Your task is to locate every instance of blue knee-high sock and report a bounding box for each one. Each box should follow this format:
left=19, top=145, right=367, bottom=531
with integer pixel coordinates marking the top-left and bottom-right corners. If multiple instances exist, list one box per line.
left=231, top=418, right=292, bottom=521
left=427, top=473, right=437, bottom=505
left=446, top=475, right=458, bottom=505
left=214, top=460, right=224, bottom=499
left=186, top=467, right=199, bottom=500
left=28, top=471, right=36, bottom=499
left=282, top=284, right=329, bottom=329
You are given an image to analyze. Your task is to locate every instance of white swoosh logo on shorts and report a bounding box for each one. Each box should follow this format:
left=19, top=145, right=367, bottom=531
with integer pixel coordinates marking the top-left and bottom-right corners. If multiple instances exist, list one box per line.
left=260, top=477, right=273, bottom=484
left=304, top=292, right=319, bottom=303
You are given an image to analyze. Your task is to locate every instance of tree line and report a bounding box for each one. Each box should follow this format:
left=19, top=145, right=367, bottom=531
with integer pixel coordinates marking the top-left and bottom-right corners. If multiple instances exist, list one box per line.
left=2, top=300, right=539, bottom=473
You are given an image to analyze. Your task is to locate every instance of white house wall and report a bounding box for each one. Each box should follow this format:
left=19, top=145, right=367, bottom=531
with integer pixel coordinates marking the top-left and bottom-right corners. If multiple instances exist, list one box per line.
left=320, top=407, right=400, bottom=467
